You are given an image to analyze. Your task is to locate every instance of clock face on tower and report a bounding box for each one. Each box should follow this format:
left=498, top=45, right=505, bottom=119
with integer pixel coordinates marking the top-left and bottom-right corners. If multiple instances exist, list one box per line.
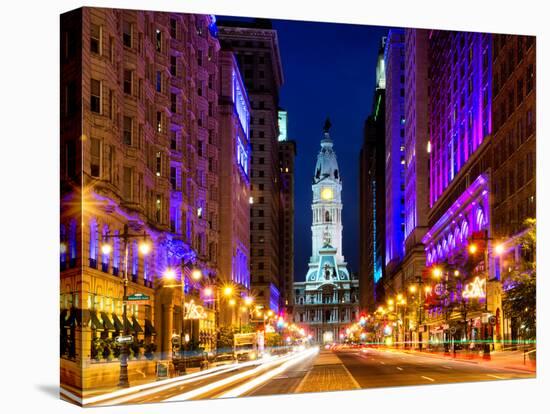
left=320, top=187, right=334, bottom=200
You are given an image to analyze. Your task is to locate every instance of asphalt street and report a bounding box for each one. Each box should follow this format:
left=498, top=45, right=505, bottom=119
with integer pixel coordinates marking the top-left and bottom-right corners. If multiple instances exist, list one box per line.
left=334, top=348, right=534, bottom=389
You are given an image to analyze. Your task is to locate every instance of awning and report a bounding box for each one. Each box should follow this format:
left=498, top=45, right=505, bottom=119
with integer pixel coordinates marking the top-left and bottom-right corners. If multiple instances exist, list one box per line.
left=145, top=319, right=156, bottom=336
left=89, top=310, right=103, bottom=330
left=132, top=316, right=143, bottom=333
left=123, top=315, right=135, bottom=333
left=100, top=312, right=115, bottom=331
left=112, top=313, right=124, bottom=331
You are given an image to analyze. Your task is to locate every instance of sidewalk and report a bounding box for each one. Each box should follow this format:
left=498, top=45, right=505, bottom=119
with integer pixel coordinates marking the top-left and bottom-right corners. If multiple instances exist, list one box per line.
left=296, top=350, right=360, bottom=393
left=385, top=347, right=536, bottom=374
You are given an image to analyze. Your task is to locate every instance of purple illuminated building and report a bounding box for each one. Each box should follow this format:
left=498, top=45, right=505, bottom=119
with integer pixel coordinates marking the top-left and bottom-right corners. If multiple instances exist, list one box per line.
left=384, top=29, right=406, bottom=277
left=423, top=30, right=492, bottom=265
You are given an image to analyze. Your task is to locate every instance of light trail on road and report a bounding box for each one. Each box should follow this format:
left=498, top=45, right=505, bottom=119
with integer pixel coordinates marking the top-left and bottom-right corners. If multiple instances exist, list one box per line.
left=164, top=348, right=318, bottom=402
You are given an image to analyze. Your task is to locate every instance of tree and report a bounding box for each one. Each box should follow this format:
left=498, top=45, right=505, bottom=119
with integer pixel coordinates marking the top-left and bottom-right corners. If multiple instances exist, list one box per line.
left=216, top=327, right=234, bottom=352
left=502, top=218, right=536, bottom=341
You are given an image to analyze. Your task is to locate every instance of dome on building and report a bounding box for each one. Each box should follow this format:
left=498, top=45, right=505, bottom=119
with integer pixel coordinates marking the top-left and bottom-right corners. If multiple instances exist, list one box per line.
left=313, top=130, right=341, bottom=184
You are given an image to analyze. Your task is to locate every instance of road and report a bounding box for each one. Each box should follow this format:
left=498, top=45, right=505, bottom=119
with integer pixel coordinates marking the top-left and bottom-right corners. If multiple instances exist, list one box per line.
left=71, top=346, right=533, bottom=406
left=334, top=348, right=534, bottom=389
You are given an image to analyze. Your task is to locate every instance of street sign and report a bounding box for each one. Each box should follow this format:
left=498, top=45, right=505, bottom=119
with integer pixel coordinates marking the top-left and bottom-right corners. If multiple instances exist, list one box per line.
left=171, top=335, right=181, bottom=346
left=450, top=326, right=457, bottom=334
left=489, top=316, right=497, bottom=326
left=126, top=293, right=150, bottom=301
left=115, top=335, right=133, bottom=344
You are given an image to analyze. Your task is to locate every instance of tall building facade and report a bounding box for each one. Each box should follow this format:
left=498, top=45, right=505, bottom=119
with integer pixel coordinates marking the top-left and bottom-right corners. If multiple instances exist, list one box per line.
left=278, top=109, right=297, bottom=313
left=293, top=124, right=359, bottom=343
left=218, top=20, right=286, bottom=314
left=421, top=30, right=493, bottom=344
left=218, top=50, right=252, bottom=326
left=400, top=29, right=430, bottom=344
left=60, top=8, right=250, bottom=389
left=490, top=34, right=536, bottom=341
left=384, top=29, right=406, bottom=294
left=359, top=37, right=386, bottom=312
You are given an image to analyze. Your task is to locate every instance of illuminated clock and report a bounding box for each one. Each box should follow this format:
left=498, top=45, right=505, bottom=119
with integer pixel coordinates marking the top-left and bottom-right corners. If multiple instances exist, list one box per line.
left=320, top=187, right=334, bottom=200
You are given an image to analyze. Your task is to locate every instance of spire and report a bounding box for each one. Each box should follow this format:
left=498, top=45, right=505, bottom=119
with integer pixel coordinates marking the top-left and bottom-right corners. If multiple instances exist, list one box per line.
left=323, top=117, right=332, bottom=133
left=321, top=117, right=333, bottom=146
left=314, top=118, right=340, bottom=183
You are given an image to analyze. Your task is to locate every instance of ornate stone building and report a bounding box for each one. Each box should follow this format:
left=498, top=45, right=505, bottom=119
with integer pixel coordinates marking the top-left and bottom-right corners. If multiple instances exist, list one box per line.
left=60, top=8, right=249, bottom=389
left=293, top=123, right=359, bottom=344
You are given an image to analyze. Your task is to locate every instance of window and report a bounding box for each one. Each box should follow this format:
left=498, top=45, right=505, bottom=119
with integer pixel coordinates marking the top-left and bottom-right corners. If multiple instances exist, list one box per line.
left=123, top=69, right=133, bottom=95
left=157, top=111, right=164, bottom=133
left=90, top=79, right=101, bottom=113
left=170, top=166, right=178, bottom=190
left=156, top=151, right=162, bottom=176
left=123, top=21, right=132, bottom=48
left=170, top=18, right=177, bottom=38
left=156, top=71, right=162, bottom=93
left=156, top=195, right=162, bottom=222
left=90, top=23, right=101, bottom=54
left=90, top=138, right=101, bottom=177
left=123, top=167, right=133, bottom=200
left=171, top=130, right=178, bottom=151
left=170, top=55, right=177, bottom=76
left=171, top=93, right=177, bottom=113
left=123, top=116, right=133, bottom=145
left=155, top=29, right=162, bottom=52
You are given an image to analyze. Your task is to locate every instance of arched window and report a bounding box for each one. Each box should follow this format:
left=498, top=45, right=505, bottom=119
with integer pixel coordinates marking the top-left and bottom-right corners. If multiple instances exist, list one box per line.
left=69, top=220, right=77, bottom=267
left=461, top=220, right=469, bottom=241
left=60, top=224, right=67, bottom=268
left=475, top=207, right=485, bottom=231
left=325, top=210, right=331, bottom=222
left=101, top=224, right=109, bottom=272
left=131, top=241, right=138, bottom=282
left=454, top=226, right=461, bottom=247
left=89, top=220, right=98, bottom=268
left=113, top=230, right=120, bottom=276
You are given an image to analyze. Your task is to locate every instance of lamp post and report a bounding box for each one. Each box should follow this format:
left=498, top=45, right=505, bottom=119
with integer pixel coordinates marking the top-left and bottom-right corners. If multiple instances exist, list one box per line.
left=101, top=224, right=151, bottom=388
left=163, top=261, right=202, bottom=374
left=467, top=235, right=504, bottom=359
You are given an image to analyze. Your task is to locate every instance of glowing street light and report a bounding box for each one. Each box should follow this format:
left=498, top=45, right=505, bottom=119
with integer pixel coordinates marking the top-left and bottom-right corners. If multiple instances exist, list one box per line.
left=454, top=270, right=460, bottom=277
left=223, top=286, right=234, bottom=297
left=387, top=298, right=394, bottom=306
left=468, top=243, right=478, bottom=254
left=432, top=267, right=442, bottom=278
left=244, top=296, right=254, bottom=306
left=495, top=243, right=504, bottom=256
left=203, top=286, right=213, bottom=297
left=164, top=268, right=176, bottom=280
left=138, top=241, right=151, bottom=255
left=397, top=293, right=403, bottom=301
left=409, top=285, right=417, bottom=293
left=101, top=243, right=112, bottom=255
left=191, top=268, right=202, bottom=281
left=228, top=298, right=236, bottom=306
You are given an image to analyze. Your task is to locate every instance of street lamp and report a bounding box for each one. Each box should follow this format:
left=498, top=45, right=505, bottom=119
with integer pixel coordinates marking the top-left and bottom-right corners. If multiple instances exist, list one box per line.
left=101, top=225, right=151, bottom=388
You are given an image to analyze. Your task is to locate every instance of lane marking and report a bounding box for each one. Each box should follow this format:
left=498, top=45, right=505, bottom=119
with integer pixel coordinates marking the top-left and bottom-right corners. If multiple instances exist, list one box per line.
left=442, top=366, right=452, bottom=369
left=396, top=367, right=403, bottom=371
left=421, top=376, right=435, bottom=382
left=487, top=374, right=506, bottom=380
left=219, top=348, right=320, bottom=398
left=165, top=348, right=319, bottom=402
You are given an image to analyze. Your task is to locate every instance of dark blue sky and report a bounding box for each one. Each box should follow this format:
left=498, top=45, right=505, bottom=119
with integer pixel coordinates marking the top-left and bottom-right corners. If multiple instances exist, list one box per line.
left=219, top=16, right=389, bottom=282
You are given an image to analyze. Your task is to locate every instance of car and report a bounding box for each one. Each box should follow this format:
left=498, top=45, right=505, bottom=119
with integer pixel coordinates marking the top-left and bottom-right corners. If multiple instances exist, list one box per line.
left=211, top=353, right=236, bottom=366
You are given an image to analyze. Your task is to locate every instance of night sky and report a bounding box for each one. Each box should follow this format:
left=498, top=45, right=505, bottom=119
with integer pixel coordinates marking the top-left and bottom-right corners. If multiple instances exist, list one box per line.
left=218, top=15, right=389, bottom=282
